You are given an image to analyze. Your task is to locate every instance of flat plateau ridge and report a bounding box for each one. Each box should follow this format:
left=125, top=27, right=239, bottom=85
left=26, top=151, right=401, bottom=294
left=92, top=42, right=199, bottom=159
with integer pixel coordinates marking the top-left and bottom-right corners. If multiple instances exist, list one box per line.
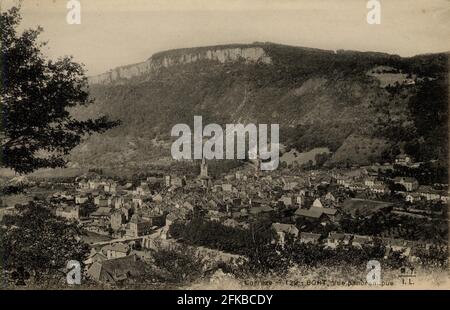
left=88, top=45, right=271, bottom=85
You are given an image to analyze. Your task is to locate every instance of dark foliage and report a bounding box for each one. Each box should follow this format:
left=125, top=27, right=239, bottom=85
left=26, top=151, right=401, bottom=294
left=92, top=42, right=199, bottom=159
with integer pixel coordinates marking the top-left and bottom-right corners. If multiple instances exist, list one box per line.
left=0, top=202, right=89, bottom=283
left=0, top=7, right=119, bottom=174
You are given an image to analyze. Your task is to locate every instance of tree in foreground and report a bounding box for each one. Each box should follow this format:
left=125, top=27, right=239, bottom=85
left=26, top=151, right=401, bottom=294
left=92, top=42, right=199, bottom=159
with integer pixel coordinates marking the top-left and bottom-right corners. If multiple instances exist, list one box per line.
left=0, top=202, right=89, bottom=286
left=0, top=6, right=119, bottom=174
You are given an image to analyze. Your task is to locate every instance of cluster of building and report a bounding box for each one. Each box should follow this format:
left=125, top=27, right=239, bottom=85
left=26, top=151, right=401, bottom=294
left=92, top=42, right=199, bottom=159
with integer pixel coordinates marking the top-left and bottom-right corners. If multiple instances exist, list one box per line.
left=334, top=154, right=448, bottom=204
left=271, top=223, right=442, bottom=261
left=30, top=153, right=447, bottom=284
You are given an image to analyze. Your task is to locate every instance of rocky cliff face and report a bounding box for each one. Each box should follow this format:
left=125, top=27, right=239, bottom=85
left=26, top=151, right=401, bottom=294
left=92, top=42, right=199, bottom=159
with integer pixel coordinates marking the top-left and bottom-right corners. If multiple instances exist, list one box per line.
left=88, top=45, right=271, bottom=85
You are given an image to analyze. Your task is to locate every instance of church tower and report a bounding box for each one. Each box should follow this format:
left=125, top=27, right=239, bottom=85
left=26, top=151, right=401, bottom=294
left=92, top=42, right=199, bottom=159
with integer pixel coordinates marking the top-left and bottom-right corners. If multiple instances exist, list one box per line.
left=200, top=157, right=208, bottom=178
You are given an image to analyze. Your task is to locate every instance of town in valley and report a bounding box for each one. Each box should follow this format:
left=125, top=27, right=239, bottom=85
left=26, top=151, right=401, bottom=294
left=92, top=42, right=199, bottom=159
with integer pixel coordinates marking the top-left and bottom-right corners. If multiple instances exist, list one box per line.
left=1, top=151, right=447, bottom=288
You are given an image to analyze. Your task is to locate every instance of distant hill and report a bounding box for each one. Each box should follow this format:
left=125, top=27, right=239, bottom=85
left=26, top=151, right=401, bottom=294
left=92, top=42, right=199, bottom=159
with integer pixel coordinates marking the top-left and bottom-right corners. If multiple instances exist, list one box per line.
left=70, top=42, right=448, bottom=168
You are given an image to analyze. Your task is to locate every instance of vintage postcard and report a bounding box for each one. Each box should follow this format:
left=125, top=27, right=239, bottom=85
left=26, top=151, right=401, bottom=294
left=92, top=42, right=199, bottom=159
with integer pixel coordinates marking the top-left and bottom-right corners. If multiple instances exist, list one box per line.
left=0, top=0, right=449, bottom=291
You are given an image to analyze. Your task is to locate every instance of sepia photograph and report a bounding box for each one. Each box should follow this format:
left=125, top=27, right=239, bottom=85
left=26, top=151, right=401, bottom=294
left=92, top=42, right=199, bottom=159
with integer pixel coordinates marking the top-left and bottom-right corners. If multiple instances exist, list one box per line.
left=0, top=0, right=449, bottom=298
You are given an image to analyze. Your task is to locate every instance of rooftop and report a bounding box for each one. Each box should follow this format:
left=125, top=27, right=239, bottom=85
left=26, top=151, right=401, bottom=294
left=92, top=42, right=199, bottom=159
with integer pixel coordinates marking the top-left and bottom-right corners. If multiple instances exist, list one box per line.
left=341, top=198, right=393, bottom=217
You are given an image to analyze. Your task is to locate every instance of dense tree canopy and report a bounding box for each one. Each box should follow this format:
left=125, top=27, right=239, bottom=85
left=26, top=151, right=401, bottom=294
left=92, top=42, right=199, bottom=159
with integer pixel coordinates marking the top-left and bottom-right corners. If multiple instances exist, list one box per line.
left=0, top=202, right=89, bottom=283
left=0, top=6, right=118, bottom=174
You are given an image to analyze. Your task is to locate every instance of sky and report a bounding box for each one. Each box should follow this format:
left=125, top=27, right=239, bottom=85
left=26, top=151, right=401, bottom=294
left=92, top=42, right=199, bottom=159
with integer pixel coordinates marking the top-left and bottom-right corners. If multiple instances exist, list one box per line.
left=2, top=0, right=450, bottom=75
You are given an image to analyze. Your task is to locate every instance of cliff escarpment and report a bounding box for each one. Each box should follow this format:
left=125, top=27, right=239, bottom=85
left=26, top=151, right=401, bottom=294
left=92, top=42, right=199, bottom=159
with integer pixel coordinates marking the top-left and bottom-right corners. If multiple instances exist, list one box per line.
left=88, top=44, right=271, bottom=85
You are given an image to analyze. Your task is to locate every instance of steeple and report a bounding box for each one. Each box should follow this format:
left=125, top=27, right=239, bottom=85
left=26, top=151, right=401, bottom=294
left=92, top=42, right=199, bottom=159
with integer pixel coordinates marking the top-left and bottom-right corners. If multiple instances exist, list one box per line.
left=200, top=157, right=208, bottom=178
